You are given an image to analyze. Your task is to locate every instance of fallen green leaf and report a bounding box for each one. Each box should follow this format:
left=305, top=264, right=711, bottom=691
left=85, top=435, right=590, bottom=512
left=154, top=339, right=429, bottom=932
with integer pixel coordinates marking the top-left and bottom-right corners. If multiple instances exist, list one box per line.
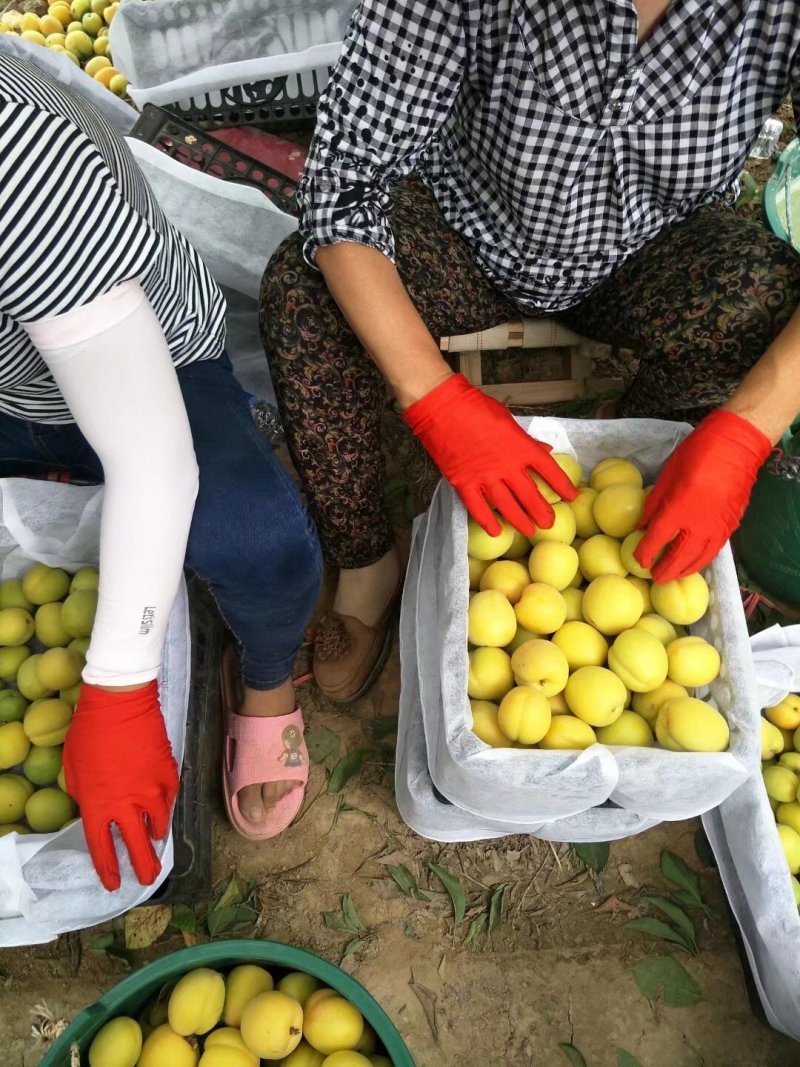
left=386, top=864, right=420, bottom=899
left=626, top=917, right=695, bottom=954
left=89, top=932, right=133, bottom=967
left=572, top=842, right=610, bottom=872
left=670, top=887, right=712, bottom=917
left=488, top=884, right=508, bottom=931
left=305, top=726, right=341, bottom=766
left=338, top=801, right=375, bottom=820
left=331, top=794, right=374, bottom=828
left=342, top=893, right=365, bottom=933
left=322, top=910, right=352, bottom=932
left=104, top=945, right=134, bottom=968
left=211, top=876, right=244, bottom=912
left=643, top=897, right=697, bottom=951
left=618, top=1052, right=645, bottom=1067
left=694, top=828, right=716, bottom=869
left=328, top=750, right=368, bottom=793
left=464, top=913, right=488, bottom=946
left=661, top=851, right=704, bottom=910
left=206, top=877, right=259, bottom=938
left=428, top=862, right=467, bottom=924
left=169, top=904, right=197, bottom=935
left=558, top=1042, right=588, bottom=1067
left=343, top=937, right=370, bottom=958
left=633, top=955, right=702, bottom=1008
left=206, top=903, right=258, bottom=938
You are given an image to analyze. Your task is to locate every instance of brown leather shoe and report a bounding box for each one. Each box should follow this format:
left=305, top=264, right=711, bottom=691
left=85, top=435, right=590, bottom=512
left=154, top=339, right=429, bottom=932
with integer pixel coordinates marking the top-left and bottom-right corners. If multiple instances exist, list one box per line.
left=313, top=575, right=402, bottom=703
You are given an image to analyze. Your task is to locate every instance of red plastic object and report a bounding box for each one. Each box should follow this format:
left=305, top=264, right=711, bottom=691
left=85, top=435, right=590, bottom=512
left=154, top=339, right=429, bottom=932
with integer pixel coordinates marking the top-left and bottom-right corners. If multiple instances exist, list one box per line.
left=213, top=127, right=307, bottom=182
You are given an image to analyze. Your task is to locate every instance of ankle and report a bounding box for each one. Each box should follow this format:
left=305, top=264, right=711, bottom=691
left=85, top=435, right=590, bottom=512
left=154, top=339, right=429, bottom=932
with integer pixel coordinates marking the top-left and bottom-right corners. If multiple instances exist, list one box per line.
left=240, top=680, right=295, bottom=717
left=333, top=548, right=400, bottom=626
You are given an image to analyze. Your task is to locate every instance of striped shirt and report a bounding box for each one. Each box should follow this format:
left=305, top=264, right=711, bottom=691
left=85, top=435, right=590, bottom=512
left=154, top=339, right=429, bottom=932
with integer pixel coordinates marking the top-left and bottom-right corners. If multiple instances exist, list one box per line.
left=0, top=52, right=225, bottom=423
left=300, top=0, right=800, bottom=312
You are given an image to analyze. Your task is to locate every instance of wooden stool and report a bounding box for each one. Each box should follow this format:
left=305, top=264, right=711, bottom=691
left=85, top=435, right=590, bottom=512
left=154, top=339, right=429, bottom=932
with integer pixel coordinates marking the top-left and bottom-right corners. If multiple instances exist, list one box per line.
left=439, top=319, right=622, bottom=405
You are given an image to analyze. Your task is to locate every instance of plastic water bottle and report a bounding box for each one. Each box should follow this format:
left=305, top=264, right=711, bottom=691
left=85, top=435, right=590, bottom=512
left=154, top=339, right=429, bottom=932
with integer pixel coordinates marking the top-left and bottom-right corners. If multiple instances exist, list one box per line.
left=749, top=118, right=783, bottom=160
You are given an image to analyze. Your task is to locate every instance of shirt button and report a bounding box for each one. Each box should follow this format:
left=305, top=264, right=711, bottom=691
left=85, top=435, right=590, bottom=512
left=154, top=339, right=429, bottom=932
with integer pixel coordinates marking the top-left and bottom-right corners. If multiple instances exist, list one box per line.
left=318, top=179, right=332, bottom=192
left=610, top=100, right=623, bottom=111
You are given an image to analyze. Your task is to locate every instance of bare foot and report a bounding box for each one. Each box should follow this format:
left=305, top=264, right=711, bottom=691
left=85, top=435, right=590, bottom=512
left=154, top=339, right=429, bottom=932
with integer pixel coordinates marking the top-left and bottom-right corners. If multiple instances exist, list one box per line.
left=236, top=680, right=298, bottom=824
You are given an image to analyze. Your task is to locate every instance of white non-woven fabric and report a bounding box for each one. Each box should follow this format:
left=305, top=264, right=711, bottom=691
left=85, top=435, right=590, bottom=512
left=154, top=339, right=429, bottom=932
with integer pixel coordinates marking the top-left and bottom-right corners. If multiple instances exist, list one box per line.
left=702, top=625, right=800, bottom=1040
left=0, top=35, right=136, bottom=135
left=0, top=480, right=191, bottom=945
left=109, top=0, right=352, bottom=107
left=24, top=281, right=198, bottom=685
left=402, top=416, right=758, bottom=826
left=396, top=523, right=661, bottom=844
left=126, top=139, right=298, bottom=302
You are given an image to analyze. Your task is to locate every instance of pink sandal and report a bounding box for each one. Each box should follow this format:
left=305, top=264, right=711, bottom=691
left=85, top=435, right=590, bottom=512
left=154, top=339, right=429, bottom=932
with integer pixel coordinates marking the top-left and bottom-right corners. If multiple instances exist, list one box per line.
left=221, top=648, right=309, bottom=841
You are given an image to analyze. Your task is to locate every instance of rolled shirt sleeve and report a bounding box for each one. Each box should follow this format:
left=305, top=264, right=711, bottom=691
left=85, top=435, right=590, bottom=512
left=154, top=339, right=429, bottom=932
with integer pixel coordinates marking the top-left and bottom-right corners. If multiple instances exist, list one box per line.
left=298, top=0, right=467, bottom=266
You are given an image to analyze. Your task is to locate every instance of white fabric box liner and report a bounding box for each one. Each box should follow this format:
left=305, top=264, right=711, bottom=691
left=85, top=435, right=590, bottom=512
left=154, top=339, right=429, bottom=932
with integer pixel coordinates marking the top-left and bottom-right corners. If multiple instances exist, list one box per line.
left=396, top=519, right=661, bottom=843
left=109, top=0, right=354, bottom=107
left=408, top=417, right=758, bottom=826
left=0, top=480, right=190, bottom=946
left=0, top=34, right=137, bottom=134
left=702, top=624, right=800, bottom=1041
left=125, top=138, right=298, bottom=303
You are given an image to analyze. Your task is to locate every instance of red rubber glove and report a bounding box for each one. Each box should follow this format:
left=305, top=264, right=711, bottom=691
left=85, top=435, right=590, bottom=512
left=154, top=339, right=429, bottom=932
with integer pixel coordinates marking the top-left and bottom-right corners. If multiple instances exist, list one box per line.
left=635, top=409, right=772, bottom=583
left=404, top=373, right=577, bottom=535
left=63, top=680, right=179, bottom=892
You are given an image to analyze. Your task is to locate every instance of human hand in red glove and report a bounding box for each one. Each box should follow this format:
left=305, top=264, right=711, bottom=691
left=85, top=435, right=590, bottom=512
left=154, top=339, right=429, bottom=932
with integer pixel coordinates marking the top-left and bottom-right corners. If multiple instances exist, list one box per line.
left=635, top=409, right=772, bottom=583
left=404, top=373, right=577, bottom=535
left=63, top=680, right=179, bottom=891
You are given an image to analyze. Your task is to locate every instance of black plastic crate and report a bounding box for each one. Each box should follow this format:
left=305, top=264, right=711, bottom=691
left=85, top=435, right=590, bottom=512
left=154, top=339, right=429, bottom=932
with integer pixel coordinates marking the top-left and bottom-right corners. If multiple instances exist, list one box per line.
left=130, top=104, right=300, bottom=216
left=164, top=70, right=326, bottom=134
left=149, top=576, right=225, bottom=905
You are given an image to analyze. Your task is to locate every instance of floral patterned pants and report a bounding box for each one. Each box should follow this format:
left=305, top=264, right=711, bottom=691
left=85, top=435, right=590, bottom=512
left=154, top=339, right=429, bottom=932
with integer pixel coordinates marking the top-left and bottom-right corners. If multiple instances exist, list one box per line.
left=260, top=178, right=800, bottom=568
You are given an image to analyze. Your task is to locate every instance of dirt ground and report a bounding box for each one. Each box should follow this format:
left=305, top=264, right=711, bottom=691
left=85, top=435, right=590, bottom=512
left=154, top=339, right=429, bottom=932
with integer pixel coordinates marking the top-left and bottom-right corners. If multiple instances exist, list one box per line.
left=1, top=106, right=800, bottom=1067
left=2, top=638, right=800, bottom=1067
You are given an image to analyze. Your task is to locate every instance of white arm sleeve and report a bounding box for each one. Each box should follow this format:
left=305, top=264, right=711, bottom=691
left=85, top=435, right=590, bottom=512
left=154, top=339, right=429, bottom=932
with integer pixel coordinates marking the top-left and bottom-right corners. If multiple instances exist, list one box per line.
left=23, top=280, right=199, bottom=686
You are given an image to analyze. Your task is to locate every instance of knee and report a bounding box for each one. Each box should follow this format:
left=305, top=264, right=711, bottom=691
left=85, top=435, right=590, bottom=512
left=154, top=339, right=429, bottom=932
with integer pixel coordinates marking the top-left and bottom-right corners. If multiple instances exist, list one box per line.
left=259, top=232, right=329, bottom=350
left=689, top=239, right=800, bottom=354
left=189, top=486, right=323, bottom=611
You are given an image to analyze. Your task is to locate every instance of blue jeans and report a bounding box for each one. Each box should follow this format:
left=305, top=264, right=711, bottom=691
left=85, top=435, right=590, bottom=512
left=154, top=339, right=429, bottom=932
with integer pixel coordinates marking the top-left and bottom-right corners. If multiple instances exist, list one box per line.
left=0, top=354, right=323, bottom=690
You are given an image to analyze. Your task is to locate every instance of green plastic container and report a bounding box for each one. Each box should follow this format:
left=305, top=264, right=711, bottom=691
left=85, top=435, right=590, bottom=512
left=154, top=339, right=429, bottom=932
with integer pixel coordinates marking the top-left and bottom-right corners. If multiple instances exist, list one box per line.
left=764, top=138, right=800, bottom=247
left=734, top=419, right=800, bottom=609
left=39, top=939, right=415, bottom=1067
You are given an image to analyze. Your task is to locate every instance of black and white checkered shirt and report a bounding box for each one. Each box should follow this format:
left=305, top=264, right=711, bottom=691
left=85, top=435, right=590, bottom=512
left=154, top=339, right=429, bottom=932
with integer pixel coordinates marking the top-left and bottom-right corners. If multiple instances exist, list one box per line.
left=299, top=0, right=800, bottom=312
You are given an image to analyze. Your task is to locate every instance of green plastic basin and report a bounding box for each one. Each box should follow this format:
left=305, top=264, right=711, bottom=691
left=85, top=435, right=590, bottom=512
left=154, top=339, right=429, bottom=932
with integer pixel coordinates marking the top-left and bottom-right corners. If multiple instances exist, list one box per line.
left=39, top=939, right=415, bottom=1067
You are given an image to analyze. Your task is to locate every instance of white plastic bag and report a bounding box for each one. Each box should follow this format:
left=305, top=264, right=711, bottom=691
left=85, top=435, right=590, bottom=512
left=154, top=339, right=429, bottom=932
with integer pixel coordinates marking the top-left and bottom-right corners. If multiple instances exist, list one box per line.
left=396, top=521, right=660, bottom=843
left=0, top=480, right=190, bottom=946
left=702, top=625, right=800, bottom=1040
left=110, top=0, right=353, bottom=108
left=406, top=416, right=758, bottom=827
